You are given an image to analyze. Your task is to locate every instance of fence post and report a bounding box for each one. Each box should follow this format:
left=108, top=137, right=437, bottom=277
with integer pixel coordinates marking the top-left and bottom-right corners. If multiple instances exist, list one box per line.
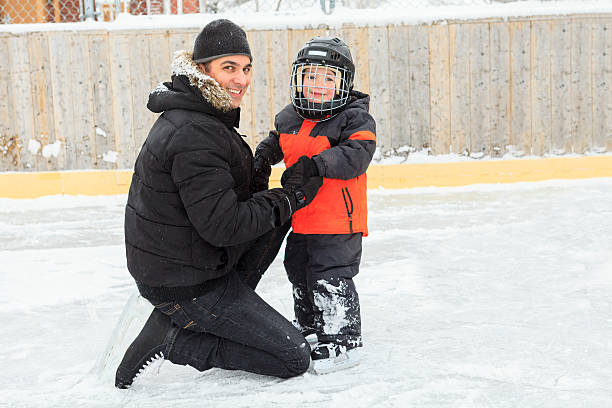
left=82, top=0, right=96, bottom=21
left=163, top=0, right=171, bottom=14
left=177, top=0, right=183, bottom=14
left=199, top=0, right=207, bottom=13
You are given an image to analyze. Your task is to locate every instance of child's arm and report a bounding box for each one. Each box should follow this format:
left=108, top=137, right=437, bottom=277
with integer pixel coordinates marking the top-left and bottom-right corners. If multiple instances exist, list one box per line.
left=252, top=130, right=284, bottom=193
left=313, top=109, right=376, bottom=180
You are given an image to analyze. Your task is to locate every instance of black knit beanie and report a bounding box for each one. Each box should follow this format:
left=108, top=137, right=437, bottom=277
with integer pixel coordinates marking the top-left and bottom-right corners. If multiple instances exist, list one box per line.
left=193, top=19, right=252, bottom=64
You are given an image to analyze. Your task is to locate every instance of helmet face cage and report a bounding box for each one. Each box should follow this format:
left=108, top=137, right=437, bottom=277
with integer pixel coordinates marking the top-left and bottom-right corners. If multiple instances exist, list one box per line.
left=290, top=36, right=355, bottom=121
left=290, top=62, right=353, bottom=121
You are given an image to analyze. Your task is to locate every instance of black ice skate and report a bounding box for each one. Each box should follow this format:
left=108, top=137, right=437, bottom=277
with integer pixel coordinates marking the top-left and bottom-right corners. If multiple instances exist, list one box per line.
left=310, top=343, right=360, bottom=374
left=115, top=308, right=172, bottom=388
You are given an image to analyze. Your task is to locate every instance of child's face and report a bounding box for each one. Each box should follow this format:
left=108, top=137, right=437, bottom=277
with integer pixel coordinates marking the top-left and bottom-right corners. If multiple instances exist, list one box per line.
left=302, top=65, right=337, bottom=103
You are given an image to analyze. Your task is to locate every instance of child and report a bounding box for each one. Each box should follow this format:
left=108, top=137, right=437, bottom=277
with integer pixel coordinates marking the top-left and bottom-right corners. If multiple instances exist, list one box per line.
left=253, top=36, right=376, bottom=373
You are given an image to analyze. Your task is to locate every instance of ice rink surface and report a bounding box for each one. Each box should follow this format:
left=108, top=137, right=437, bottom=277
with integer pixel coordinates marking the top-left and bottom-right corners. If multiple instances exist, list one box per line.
left=1, top=178, right=611, bottom=407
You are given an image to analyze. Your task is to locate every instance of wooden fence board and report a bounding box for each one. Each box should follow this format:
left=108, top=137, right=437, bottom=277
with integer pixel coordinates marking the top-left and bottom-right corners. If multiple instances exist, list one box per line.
left=89, top=33, right=116, bottom=170
left=550, top=20, right=572, bottom=154
left=408, top=25, right=431, bottom=152
left=571, top=19, right=593, bottom=153
left=47, top=31, right=74, bottom=170
left=489, top=22, right=511, bottom=157
left=592, top=20, right=612, bottom=152
left=531, top=20, right=552, bottom=155
left=510, top=21, right=531, bottom=156
left=149, top=32, right=171, bottom=89
left=130, top=34, right=153, bottom=152
left=108, top=32, right=135, bottom=169
left=70, top=33, right=95, bottom=169
left=10, top=34, right=37, bottom=170
left=0, top=36, right=15, bottom=171
left=368, top=26, right=391, bottom=151
left=28, top=32, right=56, bottom=172
left=269, top=30, right=290, bottom=128
left=248, top=30, right=271, bottom=146
left=469, top=23, right=491, bottom=157
left=168, top=31, right=192, bottom=56
left=388, top=25, right=411, bottom=149
left=429, top=24, right=451, bottom=154
left=341, top=27, right=370, bottom=93
left=449, top=24, right=470, bottom=155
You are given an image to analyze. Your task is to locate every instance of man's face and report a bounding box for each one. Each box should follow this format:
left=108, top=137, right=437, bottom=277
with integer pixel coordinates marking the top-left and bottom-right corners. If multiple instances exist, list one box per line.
left=302, top=65, right=337, bottom=103
left=200, top=55, right=252, bottom=108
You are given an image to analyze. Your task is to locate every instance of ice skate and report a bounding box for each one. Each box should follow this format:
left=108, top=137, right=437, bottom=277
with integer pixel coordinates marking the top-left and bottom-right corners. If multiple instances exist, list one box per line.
left=115, top=308, right=172, bottom=389
left=310, top=343, right=360, bottom=374
left=291, top=319, right=318, bottom=346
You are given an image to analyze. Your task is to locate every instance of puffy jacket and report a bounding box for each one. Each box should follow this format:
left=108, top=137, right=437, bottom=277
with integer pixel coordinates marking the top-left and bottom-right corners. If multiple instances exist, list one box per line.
left=256, top=90, right=376, bottom=235
left=125, top=51, right=292, bottom=301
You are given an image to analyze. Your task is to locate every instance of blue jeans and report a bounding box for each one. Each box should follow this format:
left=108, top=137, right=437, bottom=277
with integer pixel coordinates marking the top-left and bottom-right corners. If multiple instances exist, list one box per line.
left=151, top=270, right=310, bottom=378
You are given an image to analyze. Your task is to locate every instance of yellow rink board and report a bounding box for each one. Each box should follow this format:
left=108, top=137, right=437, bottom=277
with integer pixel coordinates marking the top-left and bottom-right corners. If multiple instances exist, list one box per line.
left=1, top=155, right=611, bottom=199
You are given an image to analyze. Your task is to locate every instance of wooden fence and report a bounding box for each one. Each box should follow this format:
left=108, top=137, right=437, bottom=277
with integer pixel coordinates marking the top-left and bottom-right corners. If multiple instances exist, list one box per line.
left=1, top=14, right=611, bottom=172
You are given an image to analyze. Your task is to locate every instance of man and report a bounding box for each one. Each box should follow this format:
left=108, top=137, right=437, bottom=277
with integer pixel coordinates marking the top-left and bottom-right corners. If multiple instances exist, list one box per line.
left=115, top=19, right=322, bottom=389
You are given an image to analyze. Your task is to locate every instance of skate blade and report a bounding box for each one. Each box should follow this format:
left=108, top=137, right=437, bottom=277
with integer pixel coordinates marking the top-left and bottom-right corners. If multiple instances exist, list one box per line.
left=310, top=348, right=360, bottom=375
left=304, top=333, right=318, bottom=347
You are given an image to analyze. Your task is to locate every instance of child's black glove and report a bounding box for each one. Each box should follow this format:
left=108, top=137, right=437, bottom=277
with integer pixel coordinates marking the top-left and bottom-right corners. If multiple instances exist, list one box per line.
left=281, top=156, right=323, bottom=211
left=281, top=155, right=319, bottom=188
left=251, top=154, right=271, bottom=193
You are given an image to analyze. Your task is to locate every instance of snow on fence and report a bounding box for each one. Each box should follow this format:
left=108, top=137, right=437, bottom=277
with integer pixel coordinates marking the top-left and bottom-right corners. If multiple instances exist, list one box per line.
left=0, top=14, right=611, bottom=172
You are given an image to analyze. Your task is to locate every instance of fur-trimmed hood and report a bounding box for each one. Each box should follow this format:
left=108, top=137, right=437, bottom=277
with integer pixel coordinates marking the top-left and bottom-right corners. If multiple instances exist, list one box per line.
left=147, top=50, right=235, bottom=114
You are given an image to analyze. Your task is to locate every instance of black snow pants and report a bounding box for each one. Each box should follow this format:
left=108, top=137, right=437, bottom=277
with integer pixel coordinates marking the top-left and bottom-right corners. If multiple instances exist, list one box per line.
left=283, top=232, right=363, bottom=348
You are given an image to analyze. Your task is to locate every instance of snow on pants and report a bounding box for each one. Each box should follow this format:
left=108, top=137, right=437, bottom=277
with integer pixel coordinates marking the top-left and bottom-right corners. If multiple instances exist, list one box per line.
left=152, top=270, right=310, bottom=378
left=283, top=232, right=363, bottom=348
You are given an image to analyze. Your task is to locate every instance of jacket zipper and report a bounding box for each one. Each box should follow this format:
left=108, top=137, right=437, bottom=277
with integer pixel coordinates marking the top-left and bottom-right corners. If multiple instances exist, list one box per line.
left=341, top=187, right=354, bottom=233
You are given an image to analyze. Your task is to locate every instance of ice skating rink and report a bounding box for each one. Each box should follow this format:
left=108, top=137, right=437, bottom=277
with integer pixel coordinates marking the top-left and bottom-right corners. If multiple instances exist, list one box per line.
left=1, top=178, right=611, bottom=407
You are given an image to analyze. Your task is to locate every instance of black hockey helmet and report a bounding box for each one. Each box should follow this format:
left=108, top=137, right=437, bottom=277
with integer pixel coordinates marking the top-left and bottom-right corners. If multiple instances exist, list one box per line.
left=290, top=36, right=355, bottom=121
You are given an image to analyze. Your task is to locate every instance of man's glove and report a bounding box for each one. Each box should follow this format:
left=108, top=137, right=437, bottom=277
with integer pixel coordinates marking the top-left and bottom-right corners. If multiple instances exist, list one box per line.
left=281, top=155, right=319, bottom=188
left=251, top=154, right=271, bottom=193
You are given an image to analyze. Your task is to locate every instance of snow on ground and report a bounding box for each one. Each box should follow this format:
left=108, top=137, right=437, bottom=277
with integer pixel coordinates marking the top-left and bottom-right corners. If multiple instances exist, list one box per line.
left=1, top=177, right=612, bottom=407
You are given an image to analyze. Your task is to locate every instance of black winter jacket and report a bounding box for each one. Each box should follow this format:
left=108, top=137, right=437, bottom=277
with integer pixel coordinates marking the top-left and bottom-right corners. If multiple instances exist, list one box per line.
left=125, top=51, right=292, bottom=301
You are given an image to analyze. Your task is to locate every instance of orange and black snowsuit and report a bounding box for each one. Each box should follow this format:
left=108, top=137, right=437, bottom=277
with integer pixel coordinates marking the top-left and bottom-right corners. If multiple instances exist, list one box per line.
left=255, top=90, right=376, bottom=347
